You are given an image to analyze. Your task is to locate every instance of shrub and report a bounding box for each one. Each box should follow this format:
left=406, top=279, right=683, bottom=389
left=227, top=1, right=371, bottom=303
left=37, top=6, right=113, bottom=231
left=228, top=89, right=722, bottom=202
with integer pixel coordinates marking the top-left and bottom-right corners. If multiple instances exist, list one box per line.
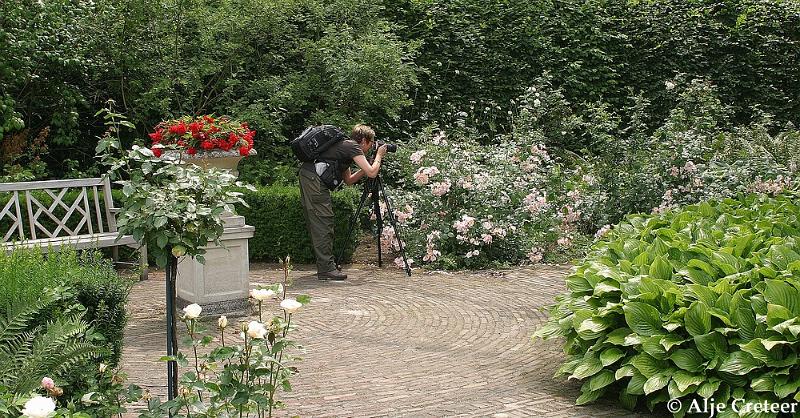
left=238, top=185, right=360, bottom=264
left=0, top=248, right=132, bottom=366
left=534, top=193, right=800, bottom=414
left=382, top=102, right=583, bottom=269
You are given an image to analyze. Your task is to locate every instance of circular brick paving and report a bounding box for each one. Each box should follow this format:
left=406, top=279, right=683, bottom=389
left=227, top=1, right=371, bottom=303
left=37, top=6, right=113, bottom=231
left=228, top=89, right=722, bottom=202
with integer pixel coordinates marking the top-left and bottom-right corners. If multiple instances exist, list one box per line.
left=121, top=264, right=654, bottom=417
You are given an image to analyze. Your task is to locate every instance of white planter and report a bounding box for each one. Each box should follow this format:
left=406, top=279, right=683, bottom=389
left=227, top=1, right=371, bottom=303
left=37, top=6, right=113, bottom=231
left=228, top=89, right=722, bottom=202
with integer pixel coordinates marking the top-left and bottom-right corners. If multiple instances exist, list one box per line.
left=173, top=149, right=257, bottom=314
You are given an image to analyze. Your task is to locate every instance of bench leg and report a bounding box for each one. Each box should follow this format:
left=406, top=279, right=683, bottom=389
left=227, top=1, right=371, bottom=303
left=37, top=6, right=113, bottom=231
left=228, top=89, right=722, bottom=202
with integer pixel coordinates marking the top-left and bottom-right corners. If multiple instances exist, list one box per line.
left=112, top=246, right=120, bottom=263
left=139, top=244, right=149, bottom=281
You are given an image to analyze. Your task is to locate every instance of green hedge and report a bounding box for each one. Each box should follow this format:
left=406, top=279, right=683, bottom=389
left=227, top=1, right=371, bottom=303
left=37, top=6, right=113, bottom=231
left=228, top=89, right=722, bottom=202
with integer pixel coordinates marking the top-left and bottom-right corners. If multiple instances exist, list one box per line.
left=238, top=185, right=361, bottom=264
left=0, top=247, right=132, bottom=366
left=535, top=193, right=800, bottom=414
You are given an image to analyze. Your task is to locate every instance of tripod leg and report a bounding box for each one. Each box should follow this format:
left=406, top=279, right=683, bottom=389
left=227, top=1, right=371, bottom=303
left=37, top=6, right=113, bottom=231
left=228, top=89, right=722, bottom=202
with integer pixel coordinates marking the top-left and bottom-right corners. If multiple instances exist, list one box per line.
left=335, top=180, right=372, bottom=269
left=373, top=179, right=383, bottom=267
left=376, top=176, right=412, bottom=276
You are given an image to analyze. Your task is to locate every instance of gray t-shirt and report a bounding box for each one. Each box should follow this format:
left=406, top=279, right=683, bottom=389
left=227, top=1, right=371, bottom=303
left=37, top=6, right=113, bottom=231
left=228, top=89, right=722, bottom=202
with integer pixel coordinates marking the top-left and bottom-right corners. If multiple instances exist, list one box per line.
left=301, top=139, right=364, bottom=175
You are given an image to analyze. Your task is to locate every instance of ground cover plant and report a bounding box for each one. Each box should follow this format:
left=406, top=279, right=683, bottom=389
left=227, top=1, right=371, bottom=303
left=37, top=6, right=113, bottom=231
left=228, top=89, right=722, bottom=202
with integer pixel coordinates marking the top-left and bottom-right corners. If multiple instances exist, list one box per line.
left=534, top=193, right=800, bottom=416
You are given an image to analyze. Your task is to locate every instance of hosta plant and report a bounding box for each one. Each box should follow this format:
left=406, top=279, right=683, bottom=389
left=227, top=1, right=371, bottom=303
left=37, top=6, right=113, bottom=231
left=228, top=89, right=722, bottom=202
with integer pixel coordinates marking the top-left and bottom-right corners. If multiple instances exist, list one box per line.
left=534, top=193, right=800, bottom=417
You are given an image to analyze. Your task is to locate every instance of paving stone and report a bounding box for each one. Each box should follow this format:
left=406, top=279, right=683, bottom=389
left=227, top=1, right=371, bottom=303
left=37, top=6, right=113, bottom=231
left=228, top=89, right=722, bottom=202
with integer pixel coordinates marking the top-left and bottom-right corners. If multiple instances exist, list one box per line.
left=120, top=263, right=658, bottom=417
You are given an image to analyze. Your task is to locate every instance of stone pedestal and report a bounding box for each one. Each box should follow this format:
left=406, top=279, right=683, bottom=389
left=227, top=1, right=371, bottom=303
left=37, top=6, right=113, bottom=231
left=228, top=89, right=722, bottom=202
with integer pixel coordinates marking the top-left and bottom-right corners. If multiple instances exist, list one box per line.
left=177, top=214, right=255, bottom=315
left=171, top=148, right=258, bottom=315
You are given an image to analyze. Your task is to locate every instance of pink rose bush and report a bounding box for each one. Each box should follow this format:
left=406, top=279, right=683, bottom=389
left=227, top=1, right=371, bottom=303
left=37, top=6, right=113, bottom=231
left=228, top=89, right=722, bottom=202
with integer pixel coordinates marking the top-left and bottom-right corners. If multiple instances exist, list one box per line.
left=384, top=124, right=578, bottom=269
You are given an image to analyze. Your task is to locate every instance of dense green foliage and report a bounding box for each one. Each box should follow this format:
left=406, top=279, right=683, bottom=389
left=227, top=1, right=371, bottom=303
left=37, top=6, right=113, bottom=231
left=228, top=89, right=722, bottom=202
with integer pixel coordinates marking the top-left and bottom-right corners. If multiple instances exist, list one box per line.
left=0, top=0, right=417, bottom=181
left=0, top=248, right=133, bottom=366
left=534, top=193, right=800, bottom=415
left=390, top=0, right=800, bottom=142
left=2, top=0, right=798, bottom=181
left=238, top=185, right=360, bottom=264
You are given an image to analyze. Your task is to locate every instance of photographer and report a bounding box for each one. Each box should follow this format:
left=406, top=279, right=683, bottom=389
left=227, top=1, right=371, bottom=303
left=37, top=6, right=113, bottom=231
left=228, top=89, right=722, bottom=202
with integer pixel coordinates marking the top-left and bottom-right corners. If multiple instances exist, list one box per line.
left=299, top=124, right=388, bottom=280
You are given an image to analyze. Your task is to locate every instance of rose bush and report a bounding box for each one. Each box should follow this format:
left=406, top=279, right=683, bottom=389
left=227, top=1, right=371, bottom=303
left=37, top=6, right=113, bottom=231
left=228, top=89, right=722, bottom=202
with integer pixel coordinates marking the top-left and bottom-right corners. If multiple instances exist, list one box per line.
left=383, top=92, right=589, bottom=269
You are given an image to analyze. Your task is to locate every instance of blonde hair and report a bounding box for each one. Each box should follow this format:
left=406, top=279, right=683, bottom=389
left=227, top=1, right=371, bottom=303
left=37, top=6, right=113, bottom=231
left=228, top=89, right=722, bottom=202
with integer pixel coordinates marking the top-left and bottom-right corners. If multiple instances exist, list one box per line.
left=351, top=124, right=375, bottom=143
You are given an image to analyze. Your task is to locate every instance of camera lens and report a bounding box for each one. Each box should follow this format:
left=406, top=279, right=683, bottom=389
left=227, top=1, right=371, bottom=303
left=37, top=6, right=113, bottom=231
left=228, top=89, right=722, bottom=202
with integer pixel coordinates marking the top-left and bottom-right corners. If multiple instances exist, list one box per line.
left=377, top=141, right=398, bottom=153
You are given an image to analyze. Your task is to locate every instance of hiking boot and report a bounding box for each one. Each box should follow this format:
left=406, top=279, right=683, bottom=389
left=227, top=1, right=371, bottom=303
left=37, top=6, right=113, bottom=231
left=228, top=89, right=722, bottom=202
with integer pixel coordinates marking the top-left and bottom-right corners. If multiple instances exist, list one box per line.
left=318, top=269, right=347, bottom=281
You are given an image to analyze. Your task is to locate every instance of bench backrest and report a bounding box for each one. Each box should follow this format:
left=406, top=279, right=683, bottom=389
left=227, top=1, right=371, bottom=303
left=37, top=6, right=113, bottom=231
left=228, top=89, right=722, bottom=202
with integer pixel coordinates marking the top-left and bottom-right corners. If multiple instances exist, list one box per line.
left=0, top=177, right=118, bottom=242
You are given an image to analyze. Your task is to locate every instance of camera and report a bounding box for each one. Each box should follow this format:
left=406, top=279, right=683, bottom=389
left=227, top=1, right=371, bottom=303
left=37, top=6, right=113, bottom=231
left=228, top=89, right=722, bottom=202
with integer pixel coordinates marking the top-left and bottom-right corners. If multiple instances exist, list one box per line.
left=376, top=141, right=398, bottom=153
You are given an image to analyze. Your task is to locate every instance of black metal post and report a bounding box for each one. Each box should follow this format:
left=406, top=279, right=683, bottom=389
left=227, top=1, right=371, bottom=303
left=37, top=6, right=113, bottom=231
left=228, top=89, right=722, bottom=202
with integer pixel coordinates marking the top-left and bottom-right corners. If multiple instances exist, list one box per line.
left=165, top=254, right=179, bottom=403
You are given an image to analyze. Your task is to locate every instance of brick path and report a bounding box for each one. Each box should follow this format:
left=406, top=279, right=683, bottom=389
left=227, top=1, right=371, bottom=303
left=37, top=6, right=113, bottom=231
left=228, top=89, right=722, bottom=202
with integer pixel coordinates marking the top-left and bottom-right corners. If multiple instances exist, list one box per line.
left=121, top=264, right=653, bottom=417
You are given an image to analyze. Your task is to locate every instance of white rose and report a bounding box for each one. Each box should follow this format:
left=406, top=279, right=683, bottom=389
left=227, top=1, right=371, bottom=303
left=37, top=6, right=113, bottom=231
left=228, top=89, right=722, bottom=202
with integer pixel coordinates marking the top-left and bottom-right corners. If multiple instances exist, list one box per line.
left=250, top=288, right=275, bottom=301
left=21, top=396, right=56, bottom=418
left=81, top=392, right=99, bottom=406
left=182, top=303, right=202, bottom=319
left=280, top=298, right=302, bottom=314
left=246, top=321, right=267, bottom=339
left=217, top=315, right=228, bottom=329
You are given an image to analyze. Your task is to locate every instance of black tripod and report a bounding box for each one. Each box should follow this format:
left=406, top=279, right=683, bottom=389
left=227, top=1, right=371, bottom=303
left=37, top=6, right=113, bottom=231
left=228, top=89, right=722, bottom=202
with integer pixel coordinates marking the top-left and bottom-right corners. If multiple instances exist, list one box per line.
left=337, top=173, right=412, bottom=276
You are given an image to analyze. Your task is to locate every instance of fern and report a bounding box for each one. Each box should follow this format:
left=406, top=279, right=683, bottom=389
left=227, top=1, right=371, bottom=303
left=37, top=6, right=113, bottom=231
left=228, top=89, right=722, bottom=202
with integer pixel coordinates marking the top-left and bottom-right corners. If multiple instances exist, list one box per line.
left=0, top=288, right=103, bottom=394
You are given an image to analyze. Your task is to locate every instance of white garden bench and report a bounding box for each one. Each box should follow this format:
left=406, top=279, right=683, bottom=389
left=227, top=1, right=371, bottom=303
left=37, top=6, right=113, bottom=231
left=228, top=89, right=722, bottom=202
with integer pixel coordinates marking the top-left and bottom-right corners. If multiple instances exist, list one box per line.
left=0, top=177, right=147, bottom=280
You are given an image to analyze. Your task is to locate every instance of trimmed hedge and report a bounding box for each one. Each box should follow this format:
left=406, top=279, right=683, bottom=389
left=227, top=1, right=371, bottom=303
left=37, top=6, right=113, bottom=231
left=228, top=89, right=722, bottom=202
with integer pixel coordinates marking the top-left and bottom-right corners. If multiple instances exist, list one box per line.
left=238, top=185, right=361, bottom=264
left=0, top=247, right=132, bottom=366
left=535, top=193, right=800, bottom=414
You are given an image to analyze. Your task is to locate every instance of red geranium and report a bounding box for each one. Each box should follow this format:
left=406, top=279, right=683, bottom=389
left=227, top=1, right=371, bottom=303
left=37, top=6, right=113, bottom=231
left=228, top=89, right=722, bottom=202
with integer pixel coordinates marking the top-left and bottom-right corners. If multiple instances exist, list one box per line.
left=147, top=115, right=255, bottom=157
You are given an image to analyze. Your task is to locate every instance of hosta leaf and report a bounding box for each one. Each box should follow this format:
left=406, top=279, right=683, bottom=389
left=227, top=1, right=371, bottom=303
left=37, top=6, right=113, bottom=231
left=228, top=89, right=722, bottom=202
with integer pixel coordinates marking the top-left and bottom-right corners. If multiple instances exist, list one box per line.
left=626, top=371, right=646, bottom=395
left=631, top=353, right=668, bottom=378
left=766, top=304, right=793, bottom=328
left=697, top=379, right=722, bottom=399
left=687, top=259, right=717, bottom=277
left=750, top=375, right=774, bottom=392
left=570, top=353, right=603, bottom=380
left=763, top=279, right=800, bottom=315
left=575, top=388, right=605, bottom=406
left=623, top=333, right=642, bottom=346
left=615, top=364, right=635, bottom=380
left=686, top=284, right=718, bottom=306
left=733, top=304, right=757, bottom=341
left=593, top=281, right=620, bottom=296
left=605, top=328, right=632, bottom=345
left=643, top=372, right=671, bottom=395
left=695, top=331, right=728, bottom=360
left=685, top=301, right=712, bottom=337
left=533, top=322, right=563, bottom=340
left=623, top=301, right=663, bottom=336
left=670, top=348, right=706, bottom=373
left=761, top=339, right=790, bottom=351
left=660, top=334, right=687, bottom=351
left=774, top=377, right=800, bottom=399
left=649, top=255, right=673, bottom=281
left=673, top=370, right=704, bottom=392
left=577, top=317, right=612, bottom=340
left=555, top=357, right=583, bottom=377
left=600, top=347, right=625, bottom=367
left=586, top=369, right=615, bottom=392
left=707, top=307, right=733, bottom=327
left=618, top=390, right=637, bottom=410
left=772, top=318, right=796, bottom=334
left=641, top=335, right=667, bottom=359
left=718, top=351, right=761, bottom=375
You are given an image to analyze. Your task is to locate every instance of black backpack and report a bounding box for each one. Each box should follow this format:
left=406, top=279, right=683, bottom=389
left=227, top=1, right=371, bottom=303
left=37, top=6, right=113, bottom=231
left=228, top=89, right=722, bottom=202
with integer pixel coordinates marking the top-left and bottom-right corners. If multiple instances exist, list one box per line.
left=291, top=125, right=347, bottom=162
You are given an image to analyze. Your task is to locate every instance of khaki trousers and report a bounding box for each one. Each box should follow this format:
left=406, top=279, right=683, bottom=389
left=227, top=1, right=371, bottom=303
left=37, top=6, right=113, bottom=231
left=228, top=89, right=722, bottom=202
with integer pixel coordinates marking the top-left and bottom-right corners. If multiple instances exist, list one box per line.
left=299, top=168, right=337, bottom=273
